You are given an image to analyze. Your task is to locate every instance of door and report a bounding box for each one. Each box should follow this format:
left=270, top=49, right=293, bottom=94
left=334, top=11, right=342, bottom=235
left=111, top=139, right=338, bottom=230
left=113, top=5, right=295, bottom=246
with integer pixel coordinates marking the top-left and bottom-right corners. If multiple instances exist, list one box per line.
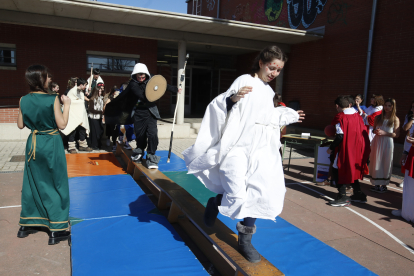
left=171, top=67, right=191, bottom=115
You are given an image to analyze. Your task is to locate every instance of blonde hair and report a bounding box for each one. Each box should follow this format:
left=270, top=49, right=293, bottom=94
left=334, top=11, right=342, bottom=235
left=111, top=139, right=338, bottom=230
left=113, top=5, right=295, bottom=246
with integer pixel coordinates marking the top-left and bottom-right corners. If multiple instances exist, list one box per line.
left=375, top=98, right=397, bottom=128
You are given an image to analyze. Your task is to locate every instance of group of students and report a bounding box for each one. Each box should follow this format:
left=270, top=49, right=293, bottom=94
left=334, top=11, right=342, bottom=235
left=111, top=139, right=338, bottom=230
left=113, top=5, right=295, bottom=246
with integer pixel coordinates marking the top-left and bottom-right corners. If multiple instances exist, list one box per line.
left=318, top=93, right=413, bottom=223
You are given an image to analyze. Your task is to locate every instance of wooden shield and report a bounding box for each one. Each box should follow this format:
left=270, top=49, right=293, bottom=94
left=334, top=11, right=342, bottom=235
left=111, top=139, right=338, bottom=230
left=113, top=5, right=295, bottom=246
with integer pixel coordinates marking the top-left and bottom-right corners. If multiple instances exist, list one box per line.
left=145, top=75, right=167, bottom=102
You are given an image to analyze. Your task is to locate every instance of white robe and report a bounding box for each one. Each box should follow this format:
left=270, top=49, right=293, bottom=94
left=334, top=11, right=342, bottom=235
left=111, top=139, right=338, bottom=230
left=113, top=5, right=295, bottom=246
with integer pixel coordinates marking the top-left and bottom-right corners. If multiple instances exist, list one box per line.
left=182, top=74, right=299, bottom=220
left=61, top=86, right=90, bottom=136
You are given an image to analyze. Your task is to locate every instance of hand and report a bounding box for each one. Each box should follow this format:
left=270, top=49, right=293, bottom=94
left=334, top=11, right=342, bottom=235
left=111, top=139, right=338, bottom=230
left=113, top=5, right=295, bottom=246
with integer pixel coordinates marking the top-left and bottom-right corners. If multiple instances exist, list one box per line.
left=178, top=88, right=182, bottom=94
left=327, top=148, right=332, bottom=155
left=297, top=110, right=305, bottom=122
left=356, top=102, right=360, bottom=107
left=407, top=136, right=414, bottom=144
left=61, top=95, right=71, bottom=105
left=374, top=128, right=387, bottom=136
left=88, top=87, right=91, bottom=92
left=231, top=86, right=253, bottom=103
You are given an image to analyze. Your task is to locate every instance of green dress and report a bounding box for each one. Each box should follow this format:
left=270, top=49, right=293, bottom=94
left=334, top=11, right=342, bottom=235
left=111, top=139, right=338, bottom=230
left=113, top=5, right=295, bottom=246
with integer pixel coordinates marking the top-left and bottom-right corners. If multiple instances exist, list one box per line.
left=19, top=93, right=70, bottom=231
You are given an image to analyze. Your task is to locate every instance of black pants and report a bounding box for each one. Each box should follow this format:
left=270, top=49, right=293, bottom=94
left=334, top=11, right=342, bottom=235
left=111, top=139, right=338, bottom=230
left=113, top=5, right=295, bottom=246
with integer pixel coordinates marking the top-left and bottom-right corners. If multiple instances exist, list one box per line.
left=89, top=118, right=103, bottom=149
left=68, top=125, right=87, bottom=142
left=133, top=108, right=158, bottom=155
left=106, top=124, right=118, bottom=145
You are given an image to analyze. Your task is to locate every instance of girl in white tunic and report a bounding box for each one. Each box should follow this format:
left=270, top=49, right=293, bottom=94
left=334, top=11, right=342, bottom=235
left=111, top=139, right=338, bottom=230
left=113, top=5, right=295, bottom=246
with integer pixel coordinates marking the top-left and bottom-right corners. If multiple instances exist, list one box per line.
left=369, top=98, right=400, bottom=193
left=183, top=46, right=305, bottom=263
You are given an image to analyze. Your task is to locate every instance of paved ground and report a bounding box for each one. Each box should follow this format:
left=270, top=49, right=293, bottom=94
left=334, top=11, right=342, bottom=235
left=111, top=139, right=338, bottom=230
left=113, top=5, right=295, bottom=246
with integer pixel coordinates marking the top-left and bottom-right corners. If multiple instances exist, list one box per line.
left=1, top=138, right=413, bottom=275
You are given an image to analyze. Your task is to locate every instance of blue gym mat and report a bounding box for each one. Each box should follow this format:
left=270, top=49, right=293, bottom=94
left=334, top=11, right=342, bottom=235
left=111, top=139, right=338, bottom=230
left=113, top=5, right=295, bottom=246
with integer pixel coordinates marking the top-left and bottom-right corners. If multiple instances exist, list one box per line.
left=69, top=174, right=207, bottom=276
left=155, top=151, right=376, bottom=276
left=142, top=151, right=187, bottom=172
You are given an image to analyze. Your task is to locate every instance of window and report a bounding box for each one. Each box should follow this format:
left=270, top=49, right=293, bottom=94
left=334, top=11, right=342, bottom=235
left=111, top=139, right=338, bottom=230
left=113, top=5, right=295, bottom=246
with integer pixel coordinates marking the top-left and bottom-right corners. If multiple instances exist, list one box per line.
left=87, top=55, right=139, bottom=73
left=0, top=48, right=16, bottom=66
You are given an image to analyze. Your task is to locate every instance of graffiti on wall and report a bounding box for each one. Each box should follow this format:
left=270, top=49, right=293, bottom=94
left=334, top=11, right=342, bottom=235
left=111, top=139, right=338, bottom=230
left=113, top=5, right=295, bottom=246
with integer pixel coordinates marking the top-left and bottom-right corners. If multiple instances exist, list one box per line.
left=206, top=0, right=215, bottom=12
left=327, top=0, right=350, bottom=25
left=287, top=0, right=328, bottom=29
left=265, top=0, right=284, bottom=22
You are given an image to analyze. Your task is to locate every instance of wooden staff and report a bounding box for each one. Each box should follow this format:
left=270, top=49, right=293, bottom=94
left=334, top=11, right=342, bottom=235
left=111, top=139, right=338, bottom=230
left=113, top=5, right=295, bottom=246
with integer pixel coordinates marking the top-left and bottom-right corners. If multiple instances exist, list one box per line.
left=167, top=54, right=189, bottom=163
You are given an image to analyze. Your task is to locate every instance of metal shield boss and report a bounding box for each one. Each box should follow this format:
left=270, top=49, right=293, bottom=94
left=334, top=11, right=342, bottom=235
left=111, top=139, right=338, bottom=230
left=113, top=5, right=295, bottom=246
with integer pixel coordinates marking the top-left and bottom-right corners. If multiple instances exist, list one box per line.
left=145, top=75, right=167, bottom=102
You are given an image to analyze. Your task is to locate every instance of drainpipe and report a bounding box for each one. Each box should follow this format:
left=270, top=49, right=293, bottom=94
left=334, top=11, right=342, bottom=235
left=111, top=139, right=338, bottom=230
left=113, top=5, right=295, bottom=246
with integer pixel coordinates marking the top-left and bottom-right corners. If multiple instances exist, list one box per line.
left=363, top=0, right=378, bottom=106
left=217, top=0, right=220, bottom=18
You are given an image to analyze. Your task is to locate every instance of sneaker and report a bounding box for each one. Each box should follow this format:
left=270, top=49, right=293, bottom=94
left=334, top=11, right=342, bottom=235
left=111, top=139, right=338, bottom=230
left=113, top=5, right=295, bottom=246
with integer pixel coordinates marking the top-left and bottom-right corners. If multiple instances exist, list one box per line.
left=350, top=192, right=367, bottom=203
left=397, top=181, right=404, bottom=188
left=316, top=179, right=331, bottom=186
left=131, top=154, right=142, bottom=162
left=147, top=163, right=159, bottom=169
left=123, top=141, right=132, bottom=150
left=106, top=139, right=110, bottom=147
left=329, top=194, right=351, bottom=207
left=391, top=209, right=402, bottom=217
left=371, top=185, right=387, bottom=193
left=68, top=149, right=77, bottom=154
left=79, top=146, right=93, bottom=152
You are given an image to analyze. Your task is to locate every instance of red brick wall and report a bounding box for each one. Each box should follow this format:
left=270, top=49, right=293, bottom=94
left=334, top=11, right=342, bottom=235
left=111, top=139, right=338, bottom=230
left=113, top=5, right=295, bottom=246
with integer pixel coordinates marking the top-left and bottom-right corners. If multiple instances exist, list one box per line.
left=0, top=22, right=158, bottom=122
left=0, top=108, right=19, bottom=123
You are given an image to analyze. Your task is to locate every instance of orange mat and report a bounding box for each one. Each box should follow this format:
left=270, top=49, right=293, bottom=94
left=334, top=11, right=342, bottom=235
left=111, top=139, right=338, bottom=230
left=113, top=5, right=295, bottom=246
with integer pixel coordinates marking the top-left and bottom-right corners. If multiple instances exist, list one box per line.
left=66, top=153, right=125, bottom=178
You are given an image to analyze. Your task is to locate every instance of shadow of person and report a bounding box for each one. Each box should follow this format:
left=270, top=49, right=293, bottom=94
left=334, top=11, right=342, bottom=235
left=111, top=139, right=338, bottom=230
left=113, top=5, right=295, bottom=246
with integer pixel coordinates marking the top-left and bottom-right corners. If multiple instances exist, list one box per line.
left=128, top=194, right=183, bottom=242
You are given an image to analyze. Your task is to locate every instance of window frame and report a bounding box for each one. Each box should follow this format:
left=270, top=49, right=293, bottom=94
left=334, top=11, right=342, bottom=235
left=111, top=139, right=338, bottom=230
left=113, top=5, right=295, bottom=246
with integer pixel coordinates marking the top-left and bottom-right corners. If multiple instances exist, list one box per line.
left=86, top=54, right=139, bottom=74
left=0, top=47, right=17, bottom=67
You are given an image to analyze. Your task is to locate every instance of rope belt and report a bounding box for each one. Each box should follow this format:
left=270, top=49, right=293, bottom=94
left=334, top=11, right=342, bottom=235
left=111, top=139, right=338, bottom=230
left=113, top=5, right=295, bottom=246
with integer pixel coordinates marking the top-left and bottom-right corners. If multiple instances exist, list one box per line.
left=28, top=129, right=59, bottom=162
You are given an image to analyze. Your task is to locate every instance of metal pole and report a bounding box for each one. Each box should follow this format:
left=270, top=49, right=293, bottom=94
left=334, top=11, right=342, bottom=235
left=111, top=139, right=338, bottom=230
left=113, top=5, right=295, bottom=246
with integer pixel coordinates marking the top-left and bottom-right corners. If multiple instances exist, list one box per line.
left=176, top=41, right=186, bottom=125
left=362, top=0, right=378, bottom=106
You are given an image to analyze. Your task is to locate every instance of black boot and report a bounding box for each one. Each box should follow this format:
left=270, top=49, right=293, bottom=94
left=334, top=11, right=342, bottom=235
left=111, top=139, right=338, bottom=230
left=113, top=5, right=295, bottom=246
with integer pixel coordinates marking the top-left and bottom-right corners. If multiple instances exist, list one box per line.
left=329, top=193, right=351, bottom=207
left=350, top=191, right=367, bottom=203
left=236, top=222, right=261, bottom=263
left=48, top=231, right=71, bottom=245
left=17, top=226, right=40, bottom=238
left=203, top=194, right=222, bottom=227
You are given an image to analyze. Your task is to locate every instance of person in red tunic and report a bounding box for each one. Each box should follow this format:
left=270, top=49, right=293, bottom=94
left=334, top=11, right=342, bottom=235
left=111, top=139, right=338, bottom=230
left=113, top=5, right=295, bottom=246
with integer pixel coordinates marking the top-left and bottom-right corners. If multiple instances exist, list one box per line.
left=327, top=96, right=371, bottom=206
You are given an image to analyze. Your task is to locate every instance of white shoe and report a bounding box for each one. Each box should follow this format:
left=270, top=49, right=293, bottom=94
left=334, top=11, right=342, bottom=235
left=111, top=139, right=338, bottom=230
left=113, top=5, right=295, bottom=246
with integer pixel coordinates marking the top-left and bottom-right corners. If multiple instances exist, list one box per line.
left=391, top=209, right=402, bottom=217
left=397, top=181, right=404, bottom=188
left=131, top=154, right=142, bottom=162
left=123, top=141, right=132, bottom=150
left=106, top=139, right=111, bottom=147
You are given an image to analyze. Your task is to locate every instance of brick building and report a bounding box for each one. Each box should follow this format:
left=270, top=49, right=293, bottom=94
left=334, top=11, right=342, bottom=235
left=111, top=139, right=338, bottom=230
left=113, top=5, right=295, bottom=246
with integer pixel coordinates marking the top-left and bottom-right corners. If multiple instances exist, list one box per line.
left=188, top=0, right=414, bottom=143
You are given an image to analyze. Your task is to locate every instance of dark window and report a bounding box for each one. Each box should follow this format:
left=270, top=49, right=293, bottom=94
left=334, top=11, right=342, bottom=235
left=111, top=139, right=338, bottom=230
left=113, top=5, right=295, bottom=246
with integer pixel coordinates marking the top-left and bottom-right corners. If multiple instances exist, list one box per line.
left=87, top=55, right=139, bottom=73
left=0, top=48, right=16, bottom=66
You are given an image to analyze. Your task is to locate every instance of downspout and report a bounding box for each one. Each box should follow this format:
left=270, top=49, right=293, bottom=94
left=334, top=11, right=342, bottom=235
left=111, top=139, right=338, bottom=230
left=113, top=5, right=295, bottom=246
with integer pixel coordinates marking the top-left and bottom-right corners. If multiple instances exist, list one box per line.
left=217, top=0, right=220, bottom=18
left=363, top=0, right=378, bottom=106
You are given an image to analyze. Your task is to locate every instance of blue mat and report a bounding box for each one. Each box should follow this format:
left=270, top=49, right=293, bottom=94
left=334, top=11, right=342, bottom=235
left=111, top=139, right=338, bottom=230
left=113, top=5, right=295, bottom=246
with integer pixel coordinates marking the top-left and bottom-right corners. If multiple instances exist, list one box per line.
left=69, top=174, right=207, bottom=276
left=144, top=151, right=187, bottom=172
left=159, top=169, right=376, bottom=276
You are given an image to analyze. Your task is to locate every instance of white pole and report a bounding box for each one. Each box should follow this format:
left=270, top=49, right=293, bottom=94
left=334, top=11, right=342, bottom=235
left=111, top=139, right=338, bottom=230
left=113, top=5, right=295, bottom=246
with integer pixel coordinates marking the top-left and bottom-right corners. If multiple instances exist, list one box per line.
left=176, top=40, right=186, bottom=125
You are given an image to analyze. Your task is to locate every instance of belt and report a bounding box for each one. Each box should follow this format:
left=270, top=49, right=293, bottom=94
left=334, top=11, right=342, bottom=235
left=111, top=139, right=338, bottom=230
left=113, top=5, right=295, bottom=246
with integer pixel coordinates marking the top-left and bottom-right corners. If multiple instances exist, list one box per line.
left=28, top=129, right=59, bottom=162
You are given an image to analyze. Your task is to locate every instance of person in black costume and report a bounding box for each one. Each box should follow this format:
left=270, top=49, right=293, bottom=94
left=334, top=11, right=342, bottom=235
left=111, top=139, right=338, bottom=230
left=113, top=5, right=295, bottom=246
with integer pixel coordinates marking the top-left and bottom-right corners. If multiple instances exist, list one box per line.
left=105, top=63, right=181, bottom=169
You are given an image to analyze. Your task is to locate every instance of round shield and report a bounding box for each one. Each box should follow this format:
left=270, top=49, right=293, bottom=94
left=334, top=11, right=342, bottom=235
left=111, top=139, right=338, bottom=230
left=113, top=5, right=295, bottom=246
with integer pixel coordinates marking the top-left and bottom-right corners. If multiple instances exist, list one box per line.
left=145, top=75, right=167, bottom=102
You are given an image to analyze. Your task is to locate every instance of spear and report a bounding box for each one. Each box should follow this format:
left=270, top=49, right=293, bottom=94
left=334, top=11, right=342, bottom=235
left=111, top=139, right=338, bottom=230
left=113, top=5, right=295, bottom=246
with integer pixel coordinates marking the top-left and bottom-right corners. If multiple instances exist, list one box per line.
left=167, top=54, right=189, bottom=163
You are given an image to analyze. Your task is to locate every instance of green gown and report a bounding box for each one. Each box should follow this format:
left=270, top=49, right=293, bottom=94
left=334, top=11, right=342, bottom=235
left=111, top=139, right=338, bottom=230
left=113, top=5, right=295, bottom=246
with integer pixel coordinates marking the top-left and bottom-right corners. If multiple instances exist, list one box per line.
left=19, top=93, right=69, bottom=231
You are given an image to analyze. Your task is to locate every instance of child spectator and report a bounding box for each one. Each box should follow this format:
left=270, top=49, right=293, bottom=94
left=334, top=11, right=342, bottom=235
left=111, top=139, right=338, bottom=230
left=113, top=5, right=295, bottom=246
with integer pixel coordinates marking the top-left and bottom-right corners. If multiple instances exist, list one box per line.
left=88, top=83, right=105, bottom=150
left=369, top=98, right=400, bottom=193
left=327, top=96, right=370, bottom=206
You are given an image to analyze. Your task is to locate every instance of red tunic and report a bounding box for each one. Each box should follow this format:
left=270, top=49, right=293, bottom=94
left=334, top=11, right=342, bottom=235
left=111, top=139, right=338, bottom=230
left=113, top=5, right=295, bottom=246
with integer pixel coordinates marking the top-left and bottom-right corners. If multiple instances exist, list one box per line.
left=331, top=112, right=343, bottom=126
left=337, top=113, right=371, bottom=184
left=403, top=146, right=414, bottom=178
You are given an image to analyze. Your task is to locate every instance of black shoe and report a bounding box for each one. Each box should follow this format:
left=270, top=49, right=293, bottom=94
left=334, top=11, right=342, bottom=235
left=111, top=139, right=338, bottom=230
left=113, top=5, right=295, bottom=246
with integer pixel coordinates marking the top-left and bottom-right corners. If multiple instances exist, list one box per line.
left=48, top=231, right=71, bottom=245
left=236, top=222, right=261, bottom=263
left=17, top=226, right=40, bottom=238
left=329, top=194, right=351, bottom=207
left=371, top=185, right=387, bottom=193
left=204, top=197, right=220, bottom=227
left=350, top=191, right=367, bottom=203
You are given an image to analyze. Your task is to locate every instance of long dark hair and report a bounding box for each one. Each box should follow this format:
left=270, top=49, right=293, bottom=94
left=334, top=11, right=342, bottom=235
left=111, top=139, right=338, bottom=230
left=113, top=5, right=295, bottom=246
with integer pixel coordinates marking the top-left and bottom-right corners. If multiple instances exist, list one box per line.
left=90, top=82, right=104, bottom=101
left=406, top=100, right=414, bottom=119
left=25, top=65, right=50, bottom=93
left=251, top=46, right=288, bottom=75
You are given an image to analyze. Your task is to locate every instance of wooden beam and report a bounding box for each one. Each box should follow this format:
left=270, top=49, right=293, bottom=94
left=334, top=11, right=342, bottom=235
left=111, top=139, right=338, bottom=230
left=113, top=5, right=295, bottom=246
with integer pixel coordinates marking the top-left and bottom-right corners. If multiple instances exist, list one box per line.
left=167, top=202, right=183, bottom=223
left=157, top=191, right=172, bottom=210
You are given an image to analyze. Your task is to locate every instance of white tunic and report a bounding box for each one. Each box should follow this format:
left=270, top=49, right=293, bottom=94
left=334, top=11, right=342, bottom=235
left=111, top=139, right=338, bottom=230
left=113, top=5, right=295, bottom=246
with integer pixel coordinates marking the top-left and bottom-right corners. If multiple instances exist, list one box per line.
left=182, top=75, right=299, bottom=220
left=61, top=86, right=90, bottom=136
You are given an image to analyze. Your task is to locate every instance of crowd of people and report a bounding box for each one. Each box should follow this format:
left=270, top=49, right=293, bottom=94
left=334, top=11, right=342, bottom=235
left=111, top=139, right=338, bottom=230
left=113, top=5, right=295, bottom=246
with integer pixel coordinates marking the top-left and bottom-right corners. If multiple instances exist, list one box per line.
left=14, top=45, right=412, bottom=264
left=317, top=93, right=413, bottom=224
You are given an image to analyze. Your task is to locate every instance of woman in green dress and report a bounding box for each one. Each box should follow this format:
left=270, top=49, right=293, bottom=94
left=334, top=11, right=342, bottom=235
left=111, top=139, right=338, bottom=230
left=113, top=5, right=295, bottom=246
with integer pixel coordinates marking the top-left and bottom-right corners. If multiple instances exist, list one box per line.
left=17, top=65, right=72, bottom=245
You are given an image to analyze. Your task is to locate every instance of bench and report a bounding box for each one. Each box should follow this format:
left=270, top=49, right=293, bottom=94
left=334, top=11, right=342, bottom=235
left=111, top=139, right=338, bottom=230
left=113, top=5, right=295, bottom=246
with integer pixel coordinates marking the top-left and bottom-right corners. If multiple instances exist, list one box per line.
left=115, top=142, right=284, bottom=276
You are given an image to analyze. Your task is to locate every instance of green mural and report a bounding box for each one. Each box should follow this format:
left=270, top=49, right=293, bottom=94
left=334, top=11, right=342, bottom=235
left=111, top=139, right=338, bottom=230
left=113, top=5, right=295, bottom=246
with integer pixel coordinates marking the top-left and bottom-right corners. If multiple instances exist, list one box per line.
left=265, top=0, right=284, bottom=22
